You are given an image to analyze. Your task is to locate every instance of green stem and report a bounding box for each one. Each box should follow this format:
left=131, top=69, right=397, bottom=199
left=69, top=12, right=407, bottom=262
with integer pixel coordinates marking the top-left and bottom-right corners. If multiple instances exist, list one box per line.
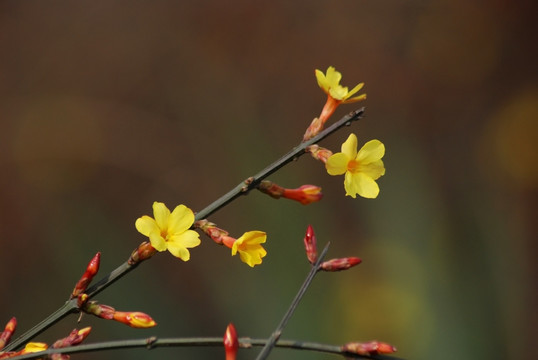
left=4, top=108, right=364, bottom=351
left=255, top=243, right=330, bottom=360
left=9, top=336, right=400, bottom=360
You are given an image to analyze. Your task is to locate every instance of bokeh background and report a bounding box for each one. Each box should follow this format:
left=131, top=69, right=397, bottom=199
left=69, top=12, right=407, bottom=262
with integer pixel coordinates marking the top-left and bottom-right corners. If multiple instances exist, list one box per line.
left=0, top=1, right=536, bottom=359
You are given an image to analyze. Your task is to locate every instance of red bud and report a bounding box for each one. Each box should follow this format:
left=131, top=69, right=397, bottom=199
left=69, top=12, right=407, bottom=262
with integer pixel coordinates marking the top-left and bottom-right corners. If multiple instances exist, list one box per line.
left=223, top=323, right=238, bottom=360
left=71, top=253, right=101, bottom=298
left=0, top=317, right=17, bottom=350
left=303, top=225, right=318, bottom=264
left=342, top=341, right=396, bottom=356
left=320, top=257, right=361, bottom=272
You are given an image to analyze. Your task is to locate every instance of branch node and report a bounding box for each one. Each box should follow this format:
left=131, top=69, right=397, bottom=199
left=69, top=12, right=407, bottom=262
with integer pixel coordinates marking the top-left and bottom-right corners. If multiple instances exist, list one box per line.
left=145, top=336, right=158, bottom=349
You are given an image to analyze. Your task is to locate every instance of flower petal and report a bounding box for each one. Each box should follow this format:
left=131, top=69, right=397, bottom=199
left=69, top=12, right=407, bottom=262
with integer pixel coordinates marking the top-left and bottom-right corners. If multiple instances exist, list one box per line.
left=356, top=140, right=385, bottom=164
left=167, top=245, right=191, bottom=261
left=168, top=204, right=195, bottom=234
left=341, top=133, right=358, bottom=159
left=325, top=66, right=342, bottom=88
left=360, top=159, right=386, bottom=180
left=315, top=69, right=330, bottom=93
left=345, top=172, right=380, bottom=199
left=326, top=153, right=349, bottom=175
left=343, top=93, right=367, bottom=104
left=152, top=202, right=170, bottom=230
left=345, top=82, right=364, bottom=99
left=135, top=216, right=159, bottom=237
left=329, top=85, right=348, bottom=100
left=169, top=230, right=201, bottom=249
left=148, top=231, right=167, bottom=251
left=240, top=231, right=267, bottom=244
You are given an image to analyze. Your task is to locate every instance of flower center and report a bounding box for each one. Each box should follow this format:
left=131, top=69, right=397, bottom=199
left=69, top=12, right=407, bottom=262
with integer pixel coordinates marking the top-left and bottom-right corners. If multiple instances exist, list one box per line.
left=347, top=159, right=360, bottom=173
left=161, top=230, right=170, bottom=242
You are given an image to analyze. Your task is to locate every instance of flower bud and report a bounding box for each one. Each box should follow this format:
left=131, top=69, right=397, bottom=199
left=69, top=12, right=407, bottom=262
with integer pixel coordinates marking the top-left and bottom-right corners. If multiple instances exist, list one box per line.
left=283, top=185, right=323, bottom=205
left=113, top=311, right=156, bottom=328
left=306, top=145, right=333, bottom=164
left=257, top=180, right=285, bottom=199
left=0, top=342, right=48, bottom=360
left=303, top=225, right=318, bottom=264
left=223, top=323, right=238, bottom=360
left=84, top=302, right=115, bottom=320
left=52, top=327, right=92, bottom=349
left=258, top=181, right=323, bottom=205
left=128, top=241, right=157, bottom=265
left=0, top=317, right=17, bottom=350
left=194, top=219, right=229, bottom=244
left=71, top=253, right=101, bottom=298
left=342, top=341, right=396, bottom=356
left=320, top=257, right=361, bottom=272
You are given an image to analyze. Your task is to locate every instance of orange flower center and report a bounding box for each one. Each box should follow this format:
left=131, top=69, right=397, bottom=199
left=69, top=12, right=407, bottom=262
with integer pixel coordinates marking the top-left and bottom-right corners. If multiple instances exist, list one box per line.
left=347, top=159, right=360, bottom=173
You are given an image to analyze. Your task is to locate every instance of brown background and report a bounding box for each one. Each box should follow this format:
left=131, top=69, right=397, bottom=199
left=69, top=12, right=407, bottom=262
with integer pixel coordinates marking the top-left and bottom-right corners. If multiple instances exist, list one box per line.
left=1, top=1, right=536, bottom=359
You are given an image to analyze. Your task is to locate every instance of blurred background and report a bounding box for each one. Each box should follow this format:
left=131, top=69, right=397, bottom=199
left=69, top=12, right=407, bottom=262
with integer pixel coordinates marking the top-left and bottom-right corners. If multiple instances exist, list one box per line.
left=0, top=1, right=536, bottom=359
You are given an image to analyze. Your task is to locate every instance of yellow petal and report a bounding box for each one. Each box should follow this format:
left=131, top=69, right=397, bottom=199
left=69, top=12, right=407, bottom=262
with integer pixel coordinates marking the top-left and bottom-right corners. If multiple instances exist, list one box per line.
left=360, top=159, right=386, bottom=180
left=356, top=139, right=385, bottom=164
left=148, top=231, right=167, bottom=251
left=345, top=172, right=380, bottom=199
left=135, top=216, right=159, bottom=237
left=345, top=82, right=364, bottom=98
left=342, top=93, right=367, bottom=104
left=329, top=85, right=348, bottom=100
left=315, top=69, right=330, bottom=93
left=169, top=230, right=201, bottom=248
left=168, top=204, right=194, bottom=234
left=326, top=153, right=349, bottom=175
left=325, top=66, right=342, bottom=88
left=341, top=133, right=358, bottom=159
left=240, top=231, right=267, bottom=244
left=23, top=342, right=48, bottom=353
left=152, top=202, right=170, bottom=230
left=167, top=245, right=191, bottom=261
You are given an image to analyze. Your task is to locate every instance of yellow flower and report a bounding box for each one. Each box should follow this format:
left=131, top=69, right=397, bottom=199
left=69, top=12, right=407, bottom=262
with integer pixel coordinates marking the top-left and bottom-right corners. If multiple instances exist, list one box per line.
left=231, top=231, right=267, bottom=267
left=315, top=66, right=366, bottom=103
left=135, top=202, right=201, bottom=261
left=304, top=66, right=366, bottom=141
left=326, top=134, right=385, bottom=199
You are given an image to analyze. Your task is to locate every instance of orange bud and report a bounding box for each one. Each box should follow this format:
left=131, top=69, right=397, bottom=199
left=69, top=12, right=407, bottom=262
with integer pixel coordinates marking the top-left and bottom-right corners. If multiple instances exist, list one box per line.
left=113, top=311, right=156, bottom=328
left=303, top=225, right=318, bottom=264
left=71, top=253, right=101, bottom=298
left=52, top=327, right=92, bottom=349
left=282, top=185, right=323, bottom=205
left=303, top=117, right=323, bottom=141
left=195, top=219, right=229, bottom=245
left=223, top=323, right=238, bottom=360
left=257, top=180, right=285, bottom=199
left=342, top=341, right=396, bottom=356
left=320, top=257, right=361, bottom=272
left=84, top=302, right=115, bottom=320
left=128, top=241, right=157, bottom=265
left=259, top=181, right=323, bottom=205
left=306, top=145, right=333, bottom=164
left=0, top=317, right=17, bottom=350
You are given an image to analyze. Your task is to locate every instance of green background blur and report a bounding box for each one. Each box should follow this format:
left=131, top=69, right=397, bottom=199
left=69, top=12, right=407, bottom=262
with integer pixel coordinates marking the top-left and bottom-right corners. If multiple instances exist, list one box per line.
left=0, top=1, right=536, bottom=359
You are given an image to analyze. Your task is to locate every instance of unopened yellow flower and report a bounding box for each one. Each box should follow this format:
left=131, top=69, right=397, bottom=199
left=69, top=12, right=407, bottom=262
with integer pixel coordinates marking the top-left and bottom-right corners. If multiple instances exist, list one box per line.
left=135, top=202, right=201, bottom=261
left=326, top=134, right=385, bottom=199
left=231, top=231, right=267, bottom=267
left=315, top=66, right=366, bottom=103
left=21, top=342, right=48, bottom=353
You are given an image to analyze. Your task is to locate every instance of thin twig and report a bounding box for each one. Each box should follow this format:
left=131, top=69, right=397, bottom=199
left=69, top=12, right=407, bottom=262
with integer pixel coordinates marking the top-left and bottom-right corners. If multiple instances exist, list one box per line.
left=8, top=336, right=401, bottom=360
left=4, top=108, right=364, bottom=351
left=255, top=243, right=330, bottom=360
